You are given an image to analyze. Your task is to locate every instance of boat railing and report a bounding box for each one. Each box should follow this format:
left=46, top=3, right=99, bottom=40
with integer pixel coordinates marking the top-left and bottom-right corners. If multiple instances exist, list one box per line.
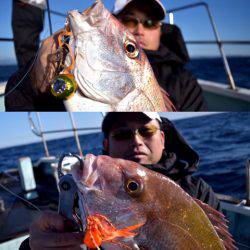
left=166, top=1, right=250, bottom=90
left=28, top=112, right=101, bottom=158
left=0, top=1, right=250, bottom=91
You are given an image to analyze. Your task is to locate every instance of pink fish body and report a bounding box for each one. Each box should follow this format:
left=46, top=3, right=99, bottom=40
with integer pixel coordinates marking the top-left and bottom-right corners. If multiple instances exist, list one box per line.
left=71, top=154, right=236, bottom=249
left=62, top=0, right=174, bottom=111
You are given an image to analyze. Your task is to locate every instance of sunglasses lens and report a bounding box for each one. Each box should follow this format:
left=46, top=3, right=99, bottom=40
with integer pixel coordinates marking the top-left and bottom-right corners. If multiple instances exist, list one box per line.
left=138, top=125, right=158, bottom=137
left=121, top=17, right=138, bottom=29
left=112, top=125, right=159, bottom=141
left=112, top=128, right=133, bottom=140
left=120, top=17, right=159, bottom=30
left=144, top=20, right=159, bottom=29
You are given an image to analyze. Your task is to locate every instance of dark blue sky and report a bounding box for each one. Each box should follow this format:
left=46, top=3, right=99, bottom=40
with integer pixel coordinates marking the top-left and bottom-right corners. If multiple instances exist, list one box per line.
left=0, top=0, right=250, bottom=64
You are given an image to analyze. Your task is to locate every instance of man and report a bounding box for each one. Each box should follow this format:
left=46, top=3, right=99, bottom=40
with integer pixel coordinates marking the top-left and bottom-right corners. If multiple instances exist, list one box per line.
left=6, top=0, right=207, bottom=111
left=102, top=112, right=219, bottom=207
left=113, top=0, right=207, bottom=111
left=21, top=112, right=220, bottom=250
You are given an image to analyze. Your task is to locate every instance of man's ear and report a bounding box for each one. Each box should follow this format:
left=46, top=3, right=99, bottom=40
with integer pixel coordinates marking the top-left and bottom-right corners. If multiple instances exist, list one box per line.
left=103, top=138, right=109, bottom=153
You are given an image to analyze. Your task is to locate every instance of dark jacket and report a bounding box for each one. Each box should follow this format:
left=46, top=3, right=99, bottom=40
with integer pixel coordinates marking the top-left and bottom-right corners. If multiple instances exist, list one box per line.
left=144, top=117, right=221, bottom=211
left=6, top=23, right=206, bottom=111
left=145, top=24, right=207, bottom=111
left=5, top=60, right=65, bottom=111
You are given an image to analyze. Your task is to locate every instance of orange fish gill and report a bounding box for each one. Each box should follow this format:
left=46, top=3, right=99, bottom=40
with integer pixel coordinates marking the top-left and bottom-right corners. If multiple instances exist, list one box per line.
left=71, top=154, right=237, bottom=250
left=84, top=213, right=144, bottom=249
left=60, top=0, right=175, bottom=111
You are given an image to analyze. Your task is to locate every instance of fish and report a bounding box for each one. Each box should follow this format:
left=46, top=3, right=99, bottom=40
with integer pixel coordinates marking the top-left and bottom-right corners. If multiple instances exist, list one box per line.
left=60, top=0, right=175, bottom=111
left=70, top=154, right=236, bottom=250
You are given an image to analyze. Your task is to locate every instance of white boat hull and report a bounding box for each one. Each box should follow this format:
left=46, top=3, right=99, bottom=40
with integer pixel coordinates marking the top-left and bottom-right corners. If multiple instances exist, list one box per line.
left=198, top=79, right=250, bottom=111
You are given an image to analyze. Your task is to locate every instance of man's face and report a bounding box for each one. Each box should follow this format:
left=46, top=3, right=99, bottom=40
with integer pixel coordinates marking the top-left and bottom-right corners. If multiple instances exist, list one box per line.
left=118, top=7, right=161, bottom=51
left=104, top=114, right=165, bottom=164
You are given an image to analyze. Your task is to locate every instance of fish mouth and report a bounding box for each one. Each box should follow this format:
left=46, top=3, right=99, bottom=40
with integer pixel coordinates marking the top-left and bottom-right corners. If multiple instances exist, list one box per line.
left=82, top=1, right=98, bottom=16
left=81, top=0, right=106, bottom=25
left=78, top=155, right=116, bottom=193
left=81, top=154, right=101, bottom=190
left=68, top=1, right=106, bottom=35
left=70, top=154, right=100, bottom=191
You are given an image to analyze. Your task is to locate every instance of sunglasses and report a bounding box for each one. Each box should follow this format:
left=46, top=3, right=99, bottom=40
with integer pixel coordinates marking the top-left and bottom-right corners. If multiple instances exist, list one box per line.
left=111, top=124, right=160, bottom=141
left=119, top=16, right=161, bottom=30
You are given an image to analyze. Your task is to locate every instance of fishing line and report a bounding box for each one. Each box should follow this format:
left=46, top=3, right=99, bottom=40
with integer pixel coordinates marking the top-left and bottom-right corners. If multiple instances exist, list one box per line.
left=0, top=182, right=41, bottom=212
left=1, top=51, right=39, bottom=98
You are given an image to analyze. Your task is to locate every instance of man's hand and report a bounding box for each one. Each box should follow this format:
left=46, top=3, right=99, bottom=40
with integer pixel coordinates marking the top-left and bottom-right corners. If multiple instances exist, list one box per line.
left=30, top=30, right=62, bottom=94
left=29, top=211, right=84, bottom=250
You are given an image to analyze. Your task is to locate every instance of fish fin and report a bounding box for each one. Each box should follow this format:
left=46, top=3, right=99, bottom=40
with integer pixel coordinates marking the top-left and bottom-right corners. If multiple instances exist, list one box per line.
left=119, top=222, right=145, bottom=233
left=160, top=87, right=176, bottom=111
left=194, top=198, right=238, bottom=250
left=111, top=223, right=144, bottom=239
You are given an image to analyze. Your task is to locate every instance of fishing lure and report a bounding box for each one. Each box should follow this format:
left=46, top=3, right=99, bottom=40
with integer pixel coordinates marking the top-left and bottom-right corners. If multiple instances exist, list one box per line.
left=84, top=214, right=143, bottom=249
left=50, top=24, right=78, bottom=99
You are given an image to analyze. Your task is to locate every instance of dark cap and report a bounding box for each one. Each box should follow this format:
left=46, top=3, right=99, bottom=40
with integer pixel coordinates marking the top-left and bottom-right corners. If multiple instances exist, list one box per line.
left=112, top=0, right=166, bottom=20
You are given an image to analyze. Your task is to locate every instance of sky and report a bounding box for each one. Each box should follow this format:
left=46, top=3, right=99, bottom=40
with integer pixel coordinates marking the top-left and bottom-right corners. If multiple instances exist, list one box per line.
left=0, top=0, right=250, bottom=64
left=0, top=112, right=218, bottom=149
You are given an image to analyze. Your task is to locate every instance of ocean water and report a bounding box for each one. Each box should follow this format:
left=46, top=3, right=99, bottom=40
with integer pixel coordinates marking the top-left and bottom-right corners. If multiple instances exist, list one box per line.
left=0, top=56, right=250, bottom=89
left=0, top=112, right=249, bottom=200
left=187, top=57, right=250, bottom=89
left=0, top=65, right=18, bottom=83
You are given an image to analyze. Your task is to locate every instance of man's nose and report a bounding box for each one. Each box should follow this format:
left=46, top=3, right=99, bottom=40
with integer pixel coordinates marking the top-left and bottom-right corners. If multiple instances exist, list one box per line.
left=134, top=23, right=145, bottom=36
left=131, top=132, right=144, bottom=146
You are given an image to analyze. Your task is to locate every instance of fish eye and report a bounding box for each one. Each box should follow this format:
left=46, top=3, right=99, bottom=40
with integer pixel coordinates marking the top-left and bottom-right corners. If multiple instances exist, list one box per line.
left=124, top=41, right=139, bottom=59
left=125, top=179, right=143, bottom=196
left=128, top=180, right=139, bottom=191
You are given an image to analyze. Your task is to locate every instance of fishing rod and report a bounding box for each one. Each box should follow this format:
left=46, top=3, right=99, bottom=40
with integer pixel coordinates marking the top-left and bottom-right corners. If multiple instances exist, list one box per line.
left=46, top=0, right=53, bottom=35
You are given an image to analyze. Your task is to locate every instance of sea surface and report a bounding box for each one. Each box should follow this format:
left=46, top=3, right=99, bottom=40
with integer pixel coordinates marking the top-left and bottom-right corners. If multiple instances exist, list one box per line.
left=0, top=56, right=250, bottom=89
left=0, top=112, right=249, bottom=200
left=187, top=57, right=250, bottom=89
